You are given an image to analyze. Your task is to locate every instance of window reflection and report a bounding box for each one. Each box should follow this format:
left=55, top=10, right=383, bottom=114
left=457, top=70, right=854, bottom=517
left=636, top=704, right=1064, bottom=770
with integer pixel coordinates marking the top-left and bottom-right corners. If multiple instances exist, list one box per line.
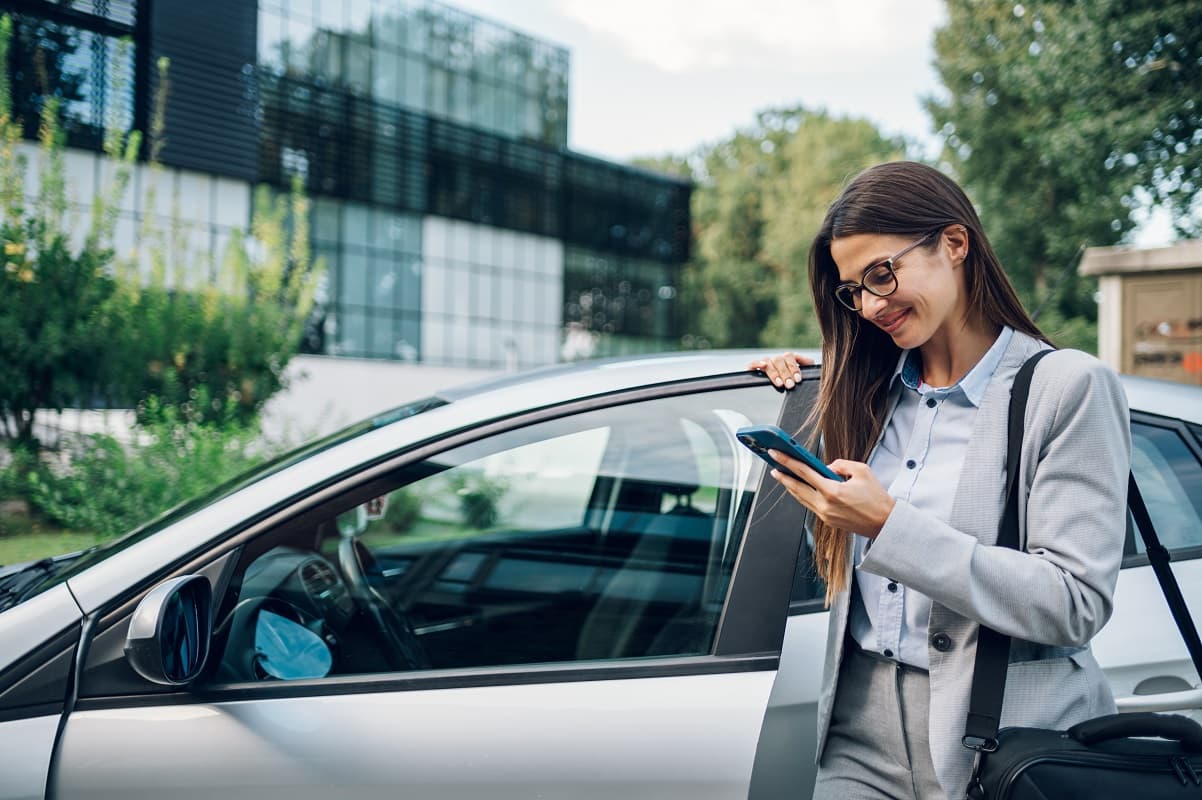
left=257, top=0, right=569, bottom=148
left=1131, top=423, right=1202, bottom=553
left=565, top=247, right=677, bottom=356
left=10, top=16, right=135, bottom=149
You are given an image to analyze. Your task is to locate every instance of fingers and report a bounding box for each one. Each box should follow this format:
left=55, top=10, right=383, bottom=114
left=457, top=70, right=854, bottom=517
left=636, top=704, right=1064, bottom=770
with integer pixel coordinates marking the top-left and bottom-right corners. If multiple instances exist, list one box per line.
left=826, top=459, right=860, bottom=481
left=747, top=351, right=811, bottom=390
left=769, top=450, right=838, bottom=496
left=769, top=463, right=820, bottom=511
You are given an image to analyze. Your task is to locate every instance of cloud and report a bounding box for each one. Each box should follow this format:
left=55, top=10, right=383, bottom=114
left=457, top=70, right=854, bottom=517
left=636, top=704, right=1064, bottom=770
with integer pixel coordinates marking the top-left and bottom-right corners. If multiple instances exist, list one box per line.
left=557, top=0, right=943, bottom=74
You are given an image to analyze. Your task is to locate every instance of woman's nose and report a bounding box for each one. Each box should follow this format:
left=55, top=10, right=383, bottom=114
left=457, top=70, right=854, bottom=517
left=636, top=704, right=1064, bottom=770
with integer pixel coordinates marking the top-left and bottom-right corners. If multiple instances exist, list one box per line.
left=860, top=291, right=888, bottom=319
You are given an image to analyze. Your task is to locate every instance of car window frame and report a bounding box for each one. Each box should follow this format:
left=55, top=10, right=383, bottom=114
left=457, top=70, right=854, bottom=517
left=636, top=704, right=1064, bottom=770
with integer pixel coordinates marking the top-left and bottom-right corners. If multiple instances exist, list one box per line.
left=755, top=379, right=826, bottom=618
left=71, top=371, right=808, bottom=709
left=1123, top=410, right=1202, bottom=569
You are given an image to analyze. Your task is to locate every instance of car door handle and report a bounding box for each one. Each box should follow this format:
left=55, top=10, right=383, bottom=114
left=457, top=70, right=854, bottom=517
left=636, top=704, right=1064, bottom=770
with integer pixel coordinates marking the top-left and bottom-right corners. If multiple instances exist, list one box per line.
left=1116, top=688, right=1202, bottom=713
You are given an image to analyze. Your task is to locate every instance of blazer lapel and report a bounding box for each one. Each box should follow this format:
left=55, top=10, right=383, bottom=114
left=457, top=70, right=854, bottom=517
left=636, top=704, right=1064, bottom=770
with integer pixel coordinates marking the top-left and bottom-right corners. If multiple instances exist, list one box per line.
left=947, top=332, right=1045, bottom=545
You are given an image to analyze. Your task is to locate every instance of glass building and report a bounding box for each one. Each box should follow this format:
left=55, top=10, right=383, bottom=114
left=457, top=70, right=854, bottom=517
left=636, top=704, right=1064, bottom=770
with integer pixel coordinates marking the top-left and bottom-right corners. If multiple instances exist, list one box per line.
left=6, top=0, right=691, bottom=368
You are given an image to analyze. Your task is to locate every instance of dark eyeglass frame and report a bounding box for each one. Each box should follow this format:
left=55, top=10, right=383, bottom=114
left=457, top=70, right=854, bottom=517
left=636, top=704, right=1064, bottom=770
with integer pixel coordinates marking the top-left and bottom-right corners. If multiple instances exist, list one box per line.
left=833, top=230, right=941, bottom=312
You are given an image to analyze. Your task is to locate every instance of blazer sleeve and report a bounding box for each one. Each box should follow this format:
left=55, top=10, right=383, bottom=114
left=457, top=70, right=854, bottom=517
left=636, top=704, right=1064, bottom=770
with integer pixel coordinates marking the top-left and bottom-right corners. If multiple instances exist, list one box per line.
left=858, top=354, right=1131, bottom=647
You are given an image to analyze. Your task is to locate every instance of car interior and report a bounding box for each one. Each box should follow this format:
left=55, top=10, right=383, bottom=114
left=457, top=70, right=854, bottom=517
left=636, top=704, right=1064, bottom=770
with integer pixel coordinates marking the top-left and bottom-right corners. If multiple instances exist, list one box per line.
left=203, top=394, right=766, bottom=683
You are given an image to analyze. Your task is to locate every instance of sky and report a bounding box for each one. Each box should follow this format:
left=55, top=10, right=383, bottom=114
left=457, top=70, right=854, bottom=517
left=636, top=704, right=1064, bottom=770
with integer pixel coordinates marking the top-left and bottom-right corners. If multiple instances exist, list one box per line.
left=446, top=0, right=947, bottom=162
left=445, top=0, right=1173, bottom=244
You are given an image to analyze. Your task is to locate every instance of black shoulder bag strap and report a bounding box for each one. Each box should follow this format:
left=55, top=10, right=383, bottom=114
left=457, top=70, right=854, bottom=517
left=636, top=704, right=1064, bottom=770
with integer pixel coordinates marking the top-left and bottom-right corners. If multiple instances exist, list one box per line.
left=963, top=349, right=1202, bottom=755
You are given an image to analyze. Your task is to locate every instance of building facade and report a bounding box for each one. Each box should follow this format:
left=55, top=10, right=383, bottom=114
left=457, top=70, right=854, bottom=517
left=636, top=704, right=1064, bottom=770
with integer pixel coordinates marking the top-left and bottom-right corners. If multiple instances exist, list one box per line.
left=1080, top=240, right=1202, bottom=387
left=5, top=0, right=691, bottom=370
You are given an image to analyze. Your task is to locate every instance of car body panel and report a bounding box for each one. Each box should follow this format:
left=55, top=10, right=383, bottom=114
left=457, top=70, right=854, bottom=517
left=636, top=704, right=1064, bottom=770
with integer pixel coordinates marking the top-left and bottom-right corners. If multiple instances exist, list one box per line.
left=54, top=668, right=776, bottom=798
left=748, top=610, right=829, bottom=798
left=1095, top=558, right=1202, bottom=725
left=1120, top=376, right=1202, bottom=425
left=0, top=715, right=60, bottom=800
left=0, top=584, right=80, bottom=673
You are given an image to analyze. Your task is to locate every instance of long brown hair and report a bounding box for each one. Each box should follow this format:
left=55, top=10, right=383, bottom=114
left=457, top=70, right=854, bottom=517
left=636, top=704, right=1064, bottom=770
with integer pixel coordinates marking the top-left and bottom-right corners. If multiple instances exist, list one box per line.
left=806, top=161, right=1046, bottom=605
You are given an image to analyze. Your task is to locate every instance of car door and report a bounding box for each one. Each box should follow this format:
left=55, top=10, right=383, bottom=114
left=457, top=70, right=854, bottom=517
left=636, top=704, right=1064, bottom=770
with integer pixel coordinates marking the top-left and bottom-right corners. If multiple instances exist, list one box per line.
left=744, top=381, right=826, bottom=800
left=1092, top=413, right=1202, bottom=721
left=50, top=376, right=809, bottom=799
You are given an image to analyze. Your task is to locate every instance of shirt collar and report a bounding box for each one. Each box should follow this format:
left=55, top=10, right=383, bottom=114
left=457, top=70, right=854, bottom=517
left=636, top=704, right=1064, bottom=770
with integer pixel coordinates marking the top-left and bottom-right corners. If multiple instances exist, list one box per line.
left=891, top=326, right=1014, bottom=407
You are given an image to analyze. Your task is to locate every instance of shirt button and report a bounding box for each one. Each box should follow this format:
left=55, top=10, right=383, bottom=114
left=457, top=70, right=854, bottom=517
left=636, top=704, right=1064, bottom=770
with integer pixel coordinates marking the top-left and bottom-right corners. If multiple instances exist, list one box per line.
left=926, top=397, right=937, bottom=408
left=905, top=459, right=917, bottom=469
left=931, top=632, right=953, bottom=652
left=887, top=581, right=898, bottom=592
left=883, top=649, right=894, bottom=658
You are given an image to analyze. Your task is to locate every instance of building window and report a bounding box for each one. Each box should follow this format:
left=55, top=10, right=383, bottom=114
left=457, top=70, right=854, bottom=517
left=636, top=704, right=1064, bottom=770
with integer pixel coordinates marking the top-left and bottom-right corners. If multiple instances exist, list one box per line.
left=257, top=0, right=568, bottom=149
left=564, top=247, right=679, bottom=359
left=8, top=16, right=136, bottom=151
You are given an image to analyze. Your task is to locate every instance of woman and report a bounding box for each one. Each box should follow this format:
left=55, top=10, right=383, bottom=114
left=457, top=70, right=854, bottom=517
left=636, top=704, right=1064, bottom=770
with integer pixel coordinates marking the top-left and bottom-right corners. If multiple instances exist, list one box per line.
left=750, top=162, right=1130, bottom=799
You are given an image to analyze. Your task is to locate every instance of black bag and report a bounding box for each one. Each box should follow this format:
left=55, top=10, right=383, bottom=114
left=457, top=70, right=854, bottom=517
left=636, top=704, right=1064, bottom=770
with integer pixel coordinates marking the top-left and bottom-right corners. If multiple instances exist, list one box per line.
left=963, top=349, right=1202, bottom=799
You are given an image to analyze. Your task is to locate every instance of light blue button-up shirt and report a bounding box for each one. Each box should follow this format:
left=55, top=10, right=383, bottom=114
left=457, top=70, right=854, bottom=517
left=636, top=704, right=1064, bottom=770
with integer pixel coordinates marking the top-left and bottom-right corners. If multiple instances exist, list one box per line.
left=848, top=326, right=1014, bottom=669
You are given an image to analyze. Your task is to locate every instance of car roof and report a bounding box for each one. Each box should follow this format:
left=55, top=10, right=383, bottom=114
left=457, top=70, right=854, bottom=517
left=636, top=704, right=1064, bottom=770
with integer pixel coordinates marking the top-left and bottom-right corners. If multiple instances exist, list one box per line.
left=439, top=349, right=1200, bottom=426
left=435, top=349, right=821, bottom=422
left=1120, top=374, right=1202, bottom=425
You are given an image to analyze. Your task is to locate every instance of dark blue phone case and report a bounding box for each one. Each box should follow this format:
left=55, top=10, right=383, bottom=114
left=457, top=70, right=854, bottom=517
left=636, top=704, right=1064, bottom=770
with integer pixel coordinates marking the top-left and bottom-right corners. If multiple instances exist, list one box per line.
left=735, top=425, right=844, bottom=483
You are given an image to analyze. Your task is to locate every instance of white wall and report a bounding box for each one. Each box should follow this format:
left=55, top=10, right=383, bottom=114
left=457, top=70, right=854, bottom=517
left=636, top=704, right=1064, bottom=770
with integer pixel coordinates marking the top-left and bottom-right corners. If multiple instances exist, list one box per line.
left=421, top=216, right=563, bottom=369
left=260, top=354, right=499, bottom=443
left=18, top=141, right=251, bottom=285
left=32, top=357, right=499, bottom=450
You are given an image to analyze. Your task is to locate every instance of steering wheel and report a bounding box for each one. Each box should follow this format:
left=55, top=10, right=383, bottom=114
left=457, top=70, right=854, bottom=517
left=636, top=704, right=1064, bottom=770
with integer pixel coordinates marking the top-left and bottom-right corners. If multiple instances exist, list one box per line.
left=338, top=537, right=430, bottom=670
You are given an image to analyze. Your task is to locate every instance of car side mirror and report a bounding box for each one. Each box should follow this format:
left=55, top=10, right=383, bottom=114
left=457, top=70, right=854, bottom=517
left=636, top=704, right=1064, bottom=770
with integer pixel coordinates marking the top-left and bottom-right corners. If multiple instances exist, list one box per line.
left=125, top=574, right=213, bottom=686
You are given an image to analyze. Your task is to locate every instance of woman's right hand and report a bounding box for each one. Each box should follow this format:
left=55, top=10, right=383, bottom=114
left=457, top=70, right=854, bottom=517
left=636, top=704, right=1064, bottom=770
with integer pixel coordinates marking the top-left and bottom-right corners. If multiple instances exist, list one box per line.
left=747, top=352, right=814, bottom=390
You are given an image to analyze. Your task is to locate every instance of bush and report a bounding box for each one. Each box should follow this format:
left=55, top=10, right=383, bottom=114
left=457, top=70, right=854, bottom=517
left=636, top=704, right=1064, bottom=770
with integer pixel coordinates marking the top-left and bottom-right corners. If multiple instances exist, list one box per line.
left=383, top=487, right=423, bottom=534
left=16, top=399, right=274, bottom=540
left=449, top=472, right=509, bottom=530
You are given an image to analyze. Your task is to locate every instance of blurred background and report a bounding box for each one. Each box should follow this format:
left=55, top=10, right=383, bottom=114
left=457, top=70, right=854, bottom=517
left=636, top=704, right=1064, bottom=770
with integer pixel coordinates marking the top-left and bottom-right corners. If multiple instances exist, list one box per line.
left=1, top=0, right=1200, bottom=560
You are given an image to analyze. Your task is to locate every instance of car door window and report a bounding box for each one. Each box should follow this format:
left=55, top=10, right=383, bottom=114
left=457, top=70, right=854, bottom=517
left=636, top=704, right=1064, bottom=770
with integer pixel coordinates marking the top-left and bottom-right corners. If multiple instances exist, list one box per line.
left=205, top=386, right=783, bottom=682
left=1129, top=420, right=1202, bottom=555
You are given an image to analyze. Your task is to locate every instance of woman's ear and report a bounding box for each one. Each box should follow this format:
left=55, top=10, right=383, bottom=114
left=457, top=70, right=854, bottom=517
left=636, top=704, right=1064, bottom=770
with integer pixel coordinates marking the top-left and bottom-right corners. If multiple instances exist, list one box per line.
left=942, top=224, right=970, bottom=267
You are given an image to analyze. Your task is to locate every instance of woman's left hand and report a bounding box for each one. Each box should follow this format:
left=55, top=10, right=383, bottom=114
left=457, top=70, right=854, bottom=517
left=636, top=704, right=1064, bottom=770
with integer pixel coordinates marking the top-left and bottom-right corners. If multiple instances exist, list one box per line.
left=768, top=453, right=896, bottom=539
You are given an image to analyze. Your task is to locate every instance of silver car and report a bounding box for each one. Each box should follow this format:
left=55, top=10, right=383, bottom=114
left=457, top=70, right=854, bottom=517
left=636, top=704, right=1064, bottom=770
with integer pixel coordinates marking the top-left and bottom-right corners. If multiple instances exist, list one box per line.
left=1, top=353, right=1200, bottom=800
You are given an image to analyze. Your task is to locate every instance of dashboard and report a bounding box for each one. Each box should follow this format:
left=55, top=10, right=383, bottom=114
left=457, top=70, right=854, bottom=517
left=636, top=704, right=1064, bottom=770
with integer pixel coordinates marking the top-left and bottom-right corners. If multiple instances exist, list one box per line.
left=212, top=546, right=365, bottom=682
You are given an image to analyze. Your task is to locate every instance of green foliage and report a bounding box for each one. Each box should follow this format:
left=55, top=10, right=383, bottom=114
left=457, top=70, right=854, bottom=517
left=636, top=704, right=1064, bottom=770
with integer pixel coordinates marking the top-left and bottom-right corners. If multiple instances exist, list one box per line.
left=448, top=471, right=508, bottom=530
left=0, top=21, right=133, bottom=449
left=0, top=229, right=120, bottom=447
left=668, top=107, right=907, bottom=349
left=0, top=529, right=100, bottom=567
left=16, top=400, right=269, bottom=540
left=0, top=14, right=320, bottom=552
left=382, top=488, right=423, bottom=534
left=107, top=180, right=320, bottom=425
left=0, top=16, right=322, bottom=446
left=929, top=0, right=1202, bottom=346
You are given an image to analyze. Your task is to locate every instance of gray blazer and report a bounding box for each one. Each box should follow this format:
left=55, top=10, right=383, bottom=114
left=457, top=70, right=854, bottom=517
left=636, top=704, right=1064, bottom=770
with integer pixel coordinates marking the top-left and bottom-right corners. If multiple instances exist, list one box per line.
left=813, top=330, right=1132, bottom=798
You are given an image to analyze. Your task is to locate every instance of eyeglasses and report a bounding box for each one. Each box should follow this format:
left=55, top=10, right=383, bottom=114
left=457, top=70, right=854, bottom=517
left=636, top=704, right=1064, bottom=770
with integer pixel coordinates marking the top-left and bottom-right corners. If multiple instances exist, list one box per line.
left=832, top=231, right=939, bottom=312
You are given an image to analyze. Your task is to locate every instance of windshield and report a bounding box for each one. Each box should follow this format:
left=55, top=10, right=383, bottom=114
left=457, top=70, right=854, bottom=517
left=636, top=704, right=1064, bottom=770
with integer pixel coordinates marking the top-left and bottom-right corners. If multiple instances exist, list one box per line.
left=0, top=397, right=447, bottom=612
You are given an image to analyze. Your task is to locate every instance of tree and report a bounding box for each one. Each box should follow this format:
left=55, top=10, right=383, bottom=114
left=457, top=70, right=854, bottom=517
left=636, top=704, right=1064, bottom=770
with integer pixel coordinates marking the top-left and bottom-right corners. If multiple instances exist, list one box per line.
left=0, top=16, right=134, bottom=449
left=642, top=107, right=906, bottom=349
left=107, top=180, right=319, bottom=426
left=929, top=1, right=1202, bottom=350
left=0, top=16, right=322, bottom=448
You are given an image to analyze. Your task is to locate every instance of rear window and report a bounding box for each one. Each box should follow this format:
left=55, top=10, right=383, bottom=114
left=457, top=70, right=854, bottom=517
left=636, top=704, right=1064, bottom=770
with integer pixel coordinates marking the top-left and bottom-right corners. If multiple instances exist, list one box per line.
left=1129, top=421, right=1202, bottom=555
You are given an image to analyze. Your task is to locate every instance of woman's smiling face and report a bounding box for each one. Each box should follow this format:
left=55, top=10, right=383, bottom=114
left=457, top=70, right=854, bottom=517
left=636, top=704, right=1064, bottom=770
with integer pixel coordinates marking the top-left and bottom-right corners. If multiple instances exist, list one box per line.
left=830, top=227, right=969, bottom=351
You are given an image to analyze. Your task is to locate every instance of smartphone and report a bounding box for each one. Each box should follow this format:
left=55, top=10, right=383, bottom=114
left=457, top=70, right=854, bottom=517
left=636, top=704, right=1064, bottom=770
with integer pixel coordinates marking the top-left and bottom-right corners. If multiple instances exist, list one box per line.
left=735, top=425, right=845, bottom=484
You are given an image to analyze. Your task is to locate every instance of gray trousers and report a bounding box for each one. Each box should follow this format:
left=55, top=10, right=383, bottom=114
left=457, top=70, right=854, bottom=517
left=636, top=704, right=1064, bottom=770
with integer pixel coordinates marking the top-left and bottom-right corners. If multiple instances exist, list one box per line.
left=812, top=644, right=946, bottom=800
